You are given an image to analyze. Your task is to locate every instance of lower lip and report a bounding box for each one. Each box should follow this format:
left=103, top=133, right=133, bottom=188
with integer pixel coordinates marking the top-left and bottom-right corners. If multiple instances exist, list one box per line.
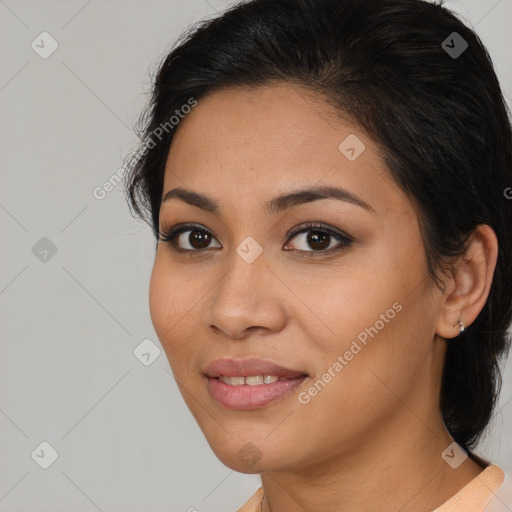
left=207, top=376, right=308, bottom=410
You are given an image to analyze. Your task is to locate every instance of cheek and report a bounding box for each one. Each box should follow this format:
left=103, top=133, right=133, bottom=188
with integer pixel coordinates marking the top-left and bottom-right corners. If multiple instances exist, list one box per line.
left=148, top=256, right=202, bottom=372
left=148, top=257, right=185, bottom=356
left=301, top=258, right=430, bottom=407
left=148, top=258, right=169, bottom=339
left=312, top=290, right=433, bottom=423
left=306, top=269, right=400, bottom=353
left=292, top=312, right=419, bottom=450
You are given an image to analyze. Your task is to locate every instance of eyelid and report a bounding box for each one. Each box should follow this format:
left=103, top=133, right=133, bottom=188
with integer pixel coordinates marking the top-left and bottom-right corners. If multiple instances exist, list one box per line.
left=158, top=221, right=353, bottom=253
left=286, top=221, right=353, bottom=242
left=158, top=222, right=219, bottom=250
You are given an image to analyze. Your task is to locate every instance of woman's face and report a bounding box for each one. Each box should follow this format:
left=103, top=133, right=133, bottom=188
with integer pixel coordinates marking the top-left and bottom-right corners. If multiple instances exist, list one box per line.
left=149, top=82, right=447, bottom=473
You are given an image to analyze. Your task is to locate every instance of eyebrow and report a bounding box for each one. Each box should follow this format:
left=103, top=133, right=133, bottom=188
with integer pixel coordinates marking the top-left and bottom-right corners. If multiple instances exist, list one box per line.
left=161, top=185, right=375, bottom=215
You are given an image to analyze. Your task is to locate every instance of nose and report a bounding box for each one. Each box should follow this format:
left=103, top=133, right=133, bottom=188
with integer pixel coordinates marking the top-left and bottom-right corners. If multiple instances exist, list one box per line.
left=205, top=246, right=287, bottom=340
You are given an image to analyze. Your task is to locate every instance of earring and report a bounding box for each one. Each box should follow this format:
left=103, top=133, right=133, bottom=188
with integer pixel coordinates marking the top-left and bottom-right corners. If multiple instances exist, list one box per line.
left=457, top=320, right=465, bottom=335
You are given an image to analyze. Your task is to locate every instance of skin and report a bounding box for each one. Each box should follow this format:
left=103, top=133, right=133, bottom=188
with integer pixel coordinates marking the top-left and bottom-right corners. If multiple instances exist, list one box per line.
left=149, top=82, right=498, bottom=511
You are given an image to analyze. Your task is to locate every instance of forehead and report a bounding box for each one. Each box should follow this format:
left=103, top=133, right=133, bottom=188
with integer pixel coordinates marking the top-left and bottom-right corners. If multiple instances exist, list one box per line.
left=162, top=83, right=406, bottom=218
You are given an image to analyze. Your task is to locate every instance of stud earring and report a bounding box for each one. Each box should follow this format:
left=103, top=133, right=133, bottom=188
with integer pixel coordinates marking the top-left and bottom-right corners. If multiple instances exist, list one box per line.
left=457, top=320, right=465, bottom=335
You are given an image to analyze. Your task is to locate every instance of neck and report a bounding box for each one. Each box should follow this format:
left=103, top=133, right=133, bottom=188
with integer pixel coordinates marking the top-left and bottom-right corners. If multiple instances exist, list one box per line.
left=260, top=412, right=484, bottom=512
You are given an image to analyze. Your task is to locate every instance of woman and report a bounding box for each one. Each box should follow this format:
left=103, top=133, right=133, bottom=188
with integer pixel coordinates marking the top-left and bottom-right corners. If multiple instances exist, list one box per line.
left=124, top=0, right=512, bottom=510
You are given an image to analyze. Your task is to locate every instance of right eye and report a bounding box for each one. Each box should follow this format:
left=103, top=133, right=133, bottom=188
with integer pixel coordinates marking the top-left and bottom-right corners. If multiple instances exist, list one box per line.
left=158, top=224, right=222, bottom=252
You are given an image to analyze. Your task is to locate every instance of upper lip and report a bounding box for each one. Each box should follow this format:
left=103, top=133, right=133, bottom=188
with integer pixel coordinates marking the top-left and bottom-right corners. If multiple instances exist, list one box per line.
left=204, top=358, right=308, bottom=379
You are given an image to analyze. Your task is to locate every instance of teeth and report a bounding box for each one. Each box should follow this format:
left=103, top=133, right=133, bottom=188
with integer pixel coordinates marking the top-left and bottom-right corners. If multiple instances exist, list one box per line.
left=245, top=375, right=263, bottom=385
left=227, top=376, right=245, bottom=385
left=218, top=375, right=280, bottom=386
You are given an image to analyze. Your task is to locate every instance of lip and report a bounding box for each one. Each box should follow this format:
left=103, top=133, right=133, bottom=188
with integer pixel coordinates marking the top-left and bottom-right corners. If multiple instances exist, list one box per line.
left=207, top=375, right=308, bottom=410
left=204, top=358, right=309, bottom=410
left=204, top=357, right=308, bottom=379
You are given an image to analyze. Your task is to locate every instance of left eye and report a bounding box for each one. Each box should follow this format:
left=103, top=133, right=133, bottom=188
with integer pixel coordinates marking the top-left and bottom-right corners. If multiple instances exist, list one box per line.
left=158, top=222, right=353, bottom=254
left=284, top=222, right=353, bottom=254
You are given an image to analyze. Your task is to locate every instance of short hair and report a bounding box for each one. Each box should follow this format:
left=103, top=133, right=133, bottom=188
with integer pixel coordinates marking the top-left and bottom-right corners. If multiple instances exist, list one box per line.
left=124, top=0, right=512, bottom=454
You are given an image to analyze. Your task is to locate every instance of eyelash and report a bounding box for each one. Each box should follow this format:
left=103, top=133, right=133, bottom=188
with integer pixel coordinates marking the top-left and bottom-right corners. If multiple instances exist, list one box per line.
left=158, top=222, right=353, bottom=257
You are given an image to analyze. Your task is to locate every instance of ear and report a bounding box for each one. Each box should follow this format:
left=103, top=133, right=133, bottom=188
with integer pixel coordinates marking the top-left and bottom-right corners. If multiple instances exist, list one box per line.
left=436, top=224, right=498, bottom=339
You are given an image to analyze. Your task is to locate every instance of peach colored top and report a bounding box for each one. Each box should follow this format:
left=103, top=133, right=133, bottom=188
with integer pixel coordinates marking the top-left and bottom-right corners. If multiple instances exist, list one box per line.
left=237, top=465, right=509, bottom=512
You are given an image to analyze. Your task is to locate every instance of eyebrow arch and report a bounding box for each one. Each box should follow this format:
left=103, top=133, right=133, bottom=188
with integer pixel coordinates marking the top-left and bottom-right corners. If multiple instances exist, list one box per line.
left=161, top=185, right=376, bottom=215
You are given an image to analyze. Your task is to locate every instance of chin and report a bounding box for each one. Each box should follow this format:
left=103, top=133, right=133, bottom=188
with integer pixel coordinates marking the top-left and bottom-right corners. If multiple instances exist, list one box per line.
left=205, top=435, right=286, bottom=473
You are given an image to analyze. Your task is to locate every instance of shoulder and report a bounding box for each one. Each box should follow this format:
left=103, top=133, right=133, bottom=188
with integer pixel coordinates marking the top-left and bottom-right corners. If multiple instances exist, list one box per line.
left=483, top=467, right=512, bottom=512
left=236, top=486, right=263, bottom=512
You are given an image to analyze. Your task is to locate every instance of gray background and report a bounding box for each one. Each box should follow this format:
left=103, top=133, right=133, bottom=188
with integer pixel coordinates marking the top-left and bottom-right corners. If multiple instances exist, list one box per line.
left=0, top=0, right=511, bottom=511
